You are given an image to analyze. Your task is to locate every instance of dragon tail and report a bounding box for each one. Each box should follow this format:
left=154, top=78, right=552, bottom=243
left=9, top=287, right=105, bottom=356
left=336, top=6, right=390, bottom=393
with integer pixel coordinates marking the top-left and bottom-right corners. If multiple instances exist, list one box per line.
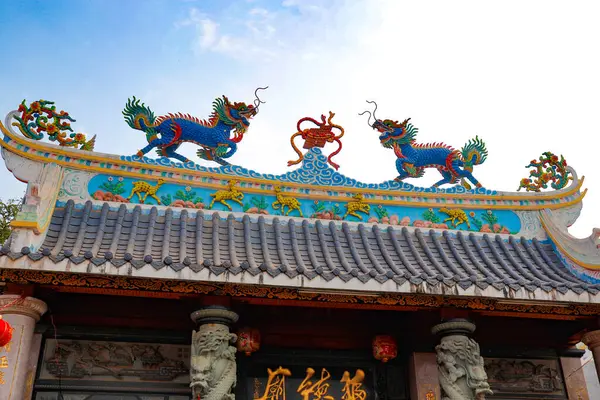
left=123, top=97, right=157, bottom=138
left=460, top=135, right=488, bottom=168
left=80, top=135, right=96, bottom=151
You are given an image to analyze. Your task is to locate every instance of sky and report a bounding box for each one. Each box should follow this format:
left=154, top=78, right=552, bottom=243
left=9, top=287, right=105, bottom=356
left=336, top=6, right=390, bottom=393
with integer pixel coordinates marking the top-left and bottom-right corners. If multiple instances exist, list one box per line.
left=0, top=0, right=598, bottom=238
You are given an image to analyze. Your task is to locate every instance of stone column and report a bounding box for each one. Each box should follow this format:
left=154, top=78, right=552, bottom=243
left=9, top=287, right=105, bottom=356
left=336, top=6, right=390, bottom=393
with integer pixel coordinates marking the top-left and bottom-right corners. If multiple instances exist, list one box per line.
left=582, top=330, right=600, bottom=381
left=190, top=306, right=239, bottom=400
left=0, top=295, right=47, bottom=400
left=408, top=352, right=441, bottom=400
left=431, top=319, right=492, bottom=400
left=560, top=353, right=589, bottom=400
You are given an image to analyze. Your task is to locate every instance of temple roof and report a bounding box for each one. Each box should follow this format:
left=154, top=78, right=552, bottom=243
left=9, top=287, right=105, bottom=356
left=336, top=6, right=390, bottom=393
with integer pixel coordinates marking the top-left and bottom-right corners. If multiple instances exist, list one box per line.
left=3, top=200, right=596, bottom=296
left=1, top=97, right=599, bottom=304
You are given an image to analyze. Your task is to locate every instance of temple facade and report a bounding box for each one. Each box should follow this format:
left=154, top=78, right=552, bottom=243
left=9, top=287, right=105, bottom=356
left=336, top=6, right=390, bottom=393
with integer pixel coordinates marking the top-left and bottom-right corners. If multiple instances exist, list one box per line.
left=0, top=94, right=599, bottom=399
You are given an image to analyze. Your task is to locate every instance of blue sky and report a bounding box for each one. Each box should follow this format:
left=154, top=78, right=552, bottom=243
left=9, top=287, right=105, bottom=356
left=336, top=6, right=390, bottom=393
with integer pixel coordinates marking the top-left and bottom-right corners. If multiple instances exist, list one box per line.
left=1, top=0, right=599, bottom=238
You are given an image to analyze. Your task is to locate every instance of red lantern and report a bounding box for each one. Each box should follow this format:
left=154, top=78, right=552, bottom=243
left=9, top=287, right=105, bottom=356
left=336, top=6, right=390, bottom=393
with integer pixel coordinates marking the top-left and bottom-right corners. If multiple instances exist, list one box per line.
left=372, top=335, right=397, bottom=363
left=237, top=327, right=260, bottom=356
left=0, top=316, right=12, bottom=348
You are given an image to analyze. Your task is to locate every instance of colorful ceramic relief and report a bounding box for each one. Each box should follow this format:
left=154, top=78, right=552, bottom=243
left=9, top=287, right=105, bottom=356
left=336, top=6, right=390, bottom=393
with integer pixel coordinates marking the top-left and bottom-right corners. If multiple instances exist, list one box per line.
left=518, top=152, right=572, bottom=192
left=12, top=99, right=95, bottom=150
left=86, top=175, right=521, bottom=233
left=288, top=111, right=344, bottom=170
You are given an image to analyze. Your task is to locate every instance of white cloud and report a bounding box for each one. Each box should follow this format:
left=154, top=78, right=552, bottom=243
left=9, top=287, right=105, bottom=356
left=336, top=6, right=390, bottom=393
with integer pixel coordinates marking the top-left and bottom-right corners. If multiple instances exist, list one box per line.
left=176, top=8, right=219, bottom=50
left=198, top=19, right=218, bottom=48
left=176, top=1, right=370, bottom=62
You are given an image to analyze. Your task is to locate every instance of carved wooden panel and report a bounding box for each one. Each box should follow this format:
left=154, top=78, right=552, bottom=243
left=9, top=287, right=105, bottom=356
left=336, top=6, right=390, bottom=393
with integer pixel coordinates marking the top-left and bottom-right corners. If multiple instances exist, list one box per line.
left=484, top=358, right=567, bottom=399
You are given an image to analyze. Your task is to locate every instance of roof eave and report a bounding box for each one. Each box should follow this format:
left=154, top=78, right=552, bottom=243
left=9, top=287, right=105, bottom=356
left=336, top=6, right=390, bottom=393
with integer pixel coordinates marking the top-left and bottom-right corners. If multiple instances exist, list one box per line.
left=1, top=255, right=599, bottom=305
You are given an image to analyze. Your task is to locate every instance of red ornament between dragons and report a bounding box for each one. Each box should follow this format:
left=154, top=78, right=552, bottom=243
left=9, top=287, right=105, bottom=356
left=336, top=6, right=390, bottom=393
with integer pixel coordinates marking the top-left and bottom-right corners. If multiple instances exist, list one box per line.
left=288, top=111, right=344, bottom=170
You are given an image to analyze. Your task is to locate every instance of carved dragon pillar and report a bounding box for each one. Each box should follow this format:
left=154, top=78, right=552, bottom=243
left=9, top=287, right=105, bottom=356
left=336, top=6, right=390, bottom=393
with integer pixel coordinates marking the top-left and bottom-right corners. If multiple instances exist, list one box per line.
left=190, top=306, right=239, bottom=400
left=431, top=319, right=492, bottom=400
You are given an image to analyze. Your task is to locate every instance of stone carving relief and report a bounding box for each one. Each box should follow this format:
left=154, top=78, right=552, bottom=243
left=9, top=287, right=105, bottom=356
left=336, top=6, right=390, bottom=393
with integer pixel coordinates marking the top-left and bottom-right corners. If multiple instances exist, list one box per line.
left=40, top=339, right=189, bottom=383
left=59, top=169, right=93, bottom=201
left=190, top=323, right=238, bottom=400
left=484, top=358, right=565, bottom=396
left=515, top=210, right=544, bottom=239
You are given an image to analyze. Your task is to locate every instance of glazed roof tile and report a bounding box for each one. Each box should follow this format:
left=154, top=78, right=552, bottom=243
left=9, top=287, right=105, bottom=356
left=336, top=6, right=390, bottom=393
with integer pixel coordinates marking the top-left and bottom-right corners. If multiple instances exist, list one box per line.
left=3, top=200, right=597, bottom=295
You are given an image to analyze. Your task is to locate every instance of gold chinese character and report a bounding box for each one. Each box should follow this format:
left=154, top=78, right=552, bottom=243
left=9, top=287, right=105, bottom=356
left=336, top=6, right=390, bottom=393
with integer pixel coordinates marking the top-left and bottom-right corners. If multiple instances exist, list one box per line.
left=255, top=367, right=292, bottom=400
left=298, top=368, right=334, bottom=400
left=341, top=369, right=367, bottom=400
left=0, top=371, right=4, bottom=385
left=425, top=391, right=436, bottom=400
left=0, top=356, right=7, bottom=369
left=0, top=342, right=11, bottom=353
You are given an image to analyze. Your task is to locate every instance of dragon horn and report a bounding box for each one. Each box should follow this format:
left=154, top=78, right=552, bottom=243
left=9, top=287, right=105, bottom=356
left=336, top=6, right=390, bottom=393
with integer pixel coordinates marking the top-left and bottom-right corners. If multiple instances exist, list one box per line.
left=358, top=110, right=374, bottom=127
left=358, top=100, right=378, bottom=127
left=253, top=86, right=268, bottom=109
left=367, top=100, right=379, bottom=120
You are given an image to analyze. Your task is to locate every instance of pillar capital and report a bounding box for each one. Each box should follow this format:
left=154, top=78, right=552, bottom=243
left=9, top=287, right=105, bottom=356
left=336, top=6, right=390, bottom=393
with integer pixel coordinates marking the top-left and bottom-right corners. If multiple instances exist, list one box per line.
left=432, top=318, right=476, bottom=337
left=0, top=295, right=47, bottom=321
left=582, top=330, right=600, bottom=349
left=190, top=305, right=239, bottom=326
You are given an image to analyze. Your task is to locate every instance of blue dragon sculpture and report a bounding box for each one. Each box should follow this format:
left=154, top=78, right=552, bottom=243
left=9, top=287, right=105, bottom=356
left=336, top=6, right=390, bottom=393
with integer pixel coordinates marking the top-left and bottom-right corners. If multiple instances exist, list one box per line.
left=123, top=87, right=267, bottom=165
left=360, top=101, right=488, bottom=188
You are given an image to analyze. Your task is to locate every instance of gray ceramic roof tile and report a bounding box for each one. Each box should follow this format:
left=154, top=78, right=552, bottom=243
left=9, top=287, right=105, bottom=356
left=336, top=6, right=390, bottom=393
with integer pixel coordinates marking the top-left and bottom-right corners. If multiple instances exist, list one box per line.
left=5, top=200, right=599, bottom=294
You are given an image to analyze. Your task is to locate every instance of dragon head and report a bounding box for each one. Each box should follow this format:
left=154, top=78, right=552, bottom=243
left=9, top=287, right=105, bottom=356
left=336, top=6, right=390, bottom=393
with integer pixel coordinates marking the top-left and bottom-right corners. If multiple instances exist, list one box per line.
left=215, top=87, right=268, bottom=143
left=373, top=118, right=416, bottom=148
left=226, top=98, right=258, bottom=121
left=359, top=101, right=417, bottom=148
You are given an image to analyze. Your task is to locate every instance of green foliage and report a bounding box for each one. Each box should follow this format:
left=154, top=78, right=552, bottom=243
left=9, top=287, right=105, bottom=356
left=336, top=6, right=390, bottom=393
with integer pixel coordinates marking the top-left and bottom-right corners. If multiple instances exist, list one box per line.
left=0, top=198, right=21, bottom=244
left=374, top=205, right=388, bottom=219
left=174, top=189, right=202, bottom=204
left=251, top=197, right=268, bottom=210
left=312, top=201, right=326, bottom=213
left=482, top=210, right=498, bottom=226
left=100, top=180, right=125, bottom=195
left=422, top=208, right=440, bottom=223
left=331, top=204, right=341, bottom=217
left=469, top=214, right=483, bottom=231
left=244, top=197, right=269, bottom=212
left=161, top=194, right=173, bottom=206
